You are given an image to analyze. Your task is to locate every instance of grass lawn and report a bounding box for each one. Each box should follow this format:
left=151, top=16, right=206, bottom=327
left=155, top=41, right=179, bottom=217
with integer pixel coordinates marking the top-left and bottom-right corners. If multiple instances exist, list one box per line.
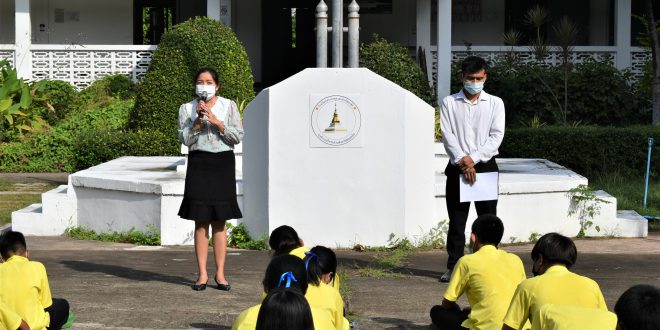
left=0, top=181, right=57, bottom=226
left=590, top=173, right=660, bottom=231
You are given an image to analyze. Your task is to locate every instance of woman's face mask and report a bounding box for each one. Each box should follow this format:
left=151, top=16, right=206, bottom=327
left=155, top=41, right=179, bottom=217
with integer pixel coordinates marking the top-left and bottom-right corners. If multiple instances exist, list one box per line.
left=195, top=84, right=216, bottom=101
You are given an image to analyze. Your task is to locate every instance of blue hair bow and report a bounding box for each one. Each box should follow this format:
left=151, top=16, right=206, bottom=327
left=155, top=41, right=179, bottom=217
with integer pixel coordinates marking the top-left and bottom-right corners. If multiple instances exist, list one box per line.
left=278, top=271, right=297, bottom=288
left=304, top=251, right=319, bottom=270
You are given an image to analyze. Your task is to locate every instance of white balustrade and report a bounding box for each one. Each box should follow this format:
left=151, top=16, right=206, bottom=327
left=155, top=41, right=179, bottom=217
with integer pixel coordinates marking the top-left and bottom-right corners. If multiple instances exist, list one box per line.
left=0, top=45, right=15, bottom=67
left=29, top=44, right=157, bottom=90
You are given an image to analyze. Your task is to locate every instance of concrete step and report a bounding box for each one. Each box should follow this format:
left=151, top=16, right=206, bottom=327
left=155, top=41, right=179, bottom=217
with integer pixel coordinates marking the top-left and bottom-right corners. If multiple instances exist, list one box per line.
left=41, top=185, right=69, bottom=214
left=615, top=210, right=648, bottom=237
left=11, top=203, right=45, bottom=234
left=11, top=185, right=77, bottom=236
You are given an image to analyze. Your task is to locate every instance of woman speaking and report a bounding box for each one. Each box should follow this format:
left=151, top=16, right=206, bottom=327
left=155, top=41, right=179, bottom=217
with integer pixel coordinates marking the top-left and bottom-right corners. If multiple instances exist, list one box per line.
left=177, top=67, right=243, bottom=291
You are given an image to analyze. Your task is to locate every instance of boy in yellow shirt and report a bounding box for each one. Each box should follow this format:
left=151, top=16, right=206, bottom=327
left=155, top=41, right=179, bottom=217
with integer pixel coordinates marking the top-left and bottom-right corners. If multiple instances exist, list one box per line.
left=0, top=302, right=29, bottom=330
left=502, top=233, right=608, bottom=330
left=614, top=284, right=660, bottom=330
left=0, top=231, right=71, bottom=330
left=430, top=215, right=526, bottom=330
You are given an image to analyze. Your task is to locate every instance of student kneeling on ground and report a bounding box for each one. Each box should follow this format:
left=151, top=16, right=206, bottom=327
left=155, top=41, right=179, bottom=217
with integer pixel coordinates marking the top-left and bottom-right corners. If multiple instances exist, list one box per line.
left=502, top=233, right=608, bottom=330
left=430, top=214, right=526, bottom=330
left=0, top=231, right=72, bottom=330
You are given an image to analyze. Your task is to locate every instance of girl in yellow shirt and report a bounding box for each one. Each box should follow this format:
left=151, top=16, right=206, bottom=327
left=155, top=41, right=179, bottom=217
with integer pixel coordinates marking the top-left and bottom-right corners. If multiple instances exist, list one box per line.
left=304, top=246, right=349, bottom=330
left=268, top=225, right=309, bottom=258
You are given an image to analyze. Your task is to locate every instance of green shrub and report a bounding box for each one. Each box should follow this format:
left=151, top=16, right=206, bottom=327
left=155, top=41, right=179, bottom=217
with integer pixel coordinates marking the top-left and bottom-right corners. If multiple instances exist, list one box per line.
left=65, top=225, right=160, bottom=246
left=500, top=126, right=659, bottom=178
left=30, top=80, right=79, bottom=125
left=360, top=35, right=435, bottom=105
left=129, top=16, right=255, bottom=153
left=0, top=60, right=48, bottom=142
left=227, top=223, right=269, bottom=250
left=105, top=74, right=135, bottom=100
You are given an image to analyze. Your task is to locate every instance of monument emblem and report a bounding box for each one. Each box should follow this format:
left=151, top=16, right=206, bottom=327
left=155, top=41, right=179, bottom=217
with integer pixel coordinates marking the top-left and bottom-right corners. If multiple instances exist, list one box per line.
left=310, top=94, right=362, bottom=147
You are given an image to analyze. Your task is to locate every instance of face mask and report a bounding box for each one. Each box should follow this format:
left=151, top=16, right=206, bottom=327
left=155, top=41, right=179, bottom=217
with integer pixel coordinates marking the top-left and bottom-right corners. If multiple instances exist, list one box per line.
left=195, top=84, right=216, bottom=101
left=463, top=81, right=484, bottom=95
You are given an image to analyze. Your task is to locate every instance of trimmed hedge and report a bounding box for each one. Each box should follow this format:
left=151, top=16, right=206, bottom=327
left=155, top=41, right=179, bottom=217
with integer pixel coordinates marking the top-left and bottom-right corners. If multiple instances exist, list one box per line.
left=360, top=35, right=435, bottom=106
left=129, top=16, right=255, bottom=153
left=501, top=126, right=658, bottom=178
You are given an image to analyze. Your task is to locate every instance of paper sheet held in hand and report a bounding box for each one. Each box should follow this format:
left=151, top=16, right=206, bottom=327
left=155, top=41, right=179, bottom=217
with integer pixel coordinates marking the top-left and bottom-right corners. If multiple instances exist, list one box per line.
left=459, top=172, right=499, bottom=203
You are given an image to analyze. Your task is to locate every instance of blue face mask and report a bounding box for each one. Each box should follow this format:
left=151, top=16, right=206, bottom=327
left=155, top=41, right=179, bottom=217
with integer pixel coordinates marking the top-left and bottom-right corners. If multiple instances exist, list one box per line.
left=463, top=81, right=484, bottom=95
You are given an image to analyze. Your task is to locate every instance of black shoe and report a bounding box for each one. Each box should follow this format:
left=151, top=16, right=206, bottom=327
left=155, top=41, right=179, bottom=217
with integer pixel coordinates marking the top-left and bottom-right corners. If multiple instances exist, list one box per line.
left=191, top=281, right=208, bottom=291
left=215, top=278, right=231, bottom=291
left=439, top=269, right=452, bottom=283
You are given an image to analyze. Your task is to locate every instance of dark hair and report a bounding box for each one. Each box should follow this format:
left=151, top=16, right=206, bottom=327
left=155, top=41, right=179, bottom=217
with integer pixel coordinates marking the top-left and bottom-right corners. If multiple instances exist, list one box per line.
left=461, top=56, right=488, bottom=75
left=269, top=225, right=302, bottom=256
left=263, top=255, right=309, bottom=294
left=531, top=233, right=577, bottom=269
left=615, top=284, right=660, bottom=330
left=194, top=67, right=220, bottom=85
left=471, top=214, right=504, bottom=246
left=0, top=231, right=27, bottom=260
left=256, top=287, right=314, bottom=330
left=304, top=246, right=337, bottom=286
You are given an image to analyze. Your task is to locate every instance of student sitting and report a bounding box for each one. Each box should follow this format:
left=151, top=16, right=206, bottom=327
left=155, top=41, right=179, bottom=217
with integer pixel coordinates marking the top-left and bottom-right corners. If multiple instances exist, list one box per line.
left=430, top=215, right=526, bottom=330
left=537, top=304, right=617, bottom=329
left=614, top=284, right=660, bottom=330
left=0, top=231, right=71, bottom=330
left=232, top=255, right=335, bottom=330
left=0, top=302, right=30, bottom=330
left=502, top=233, right=608, bottom=330
left=255, top=287, right=314, bottom=330
left=304, top=246, right=349, bottom=330
left=269, top=225, right=309, bottom=259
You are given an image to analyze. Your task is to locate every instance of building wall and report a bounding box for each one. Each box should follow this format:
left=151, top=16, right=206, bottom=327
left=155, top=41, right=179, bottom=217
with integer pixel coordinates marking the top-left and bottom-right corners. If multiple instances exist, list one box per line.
left=235, top=0, right=261, bottom=83
left=30, top=0, right=133, bottom=44
left=451, top=0, right=505, bottom=46
left=0, top=0, right=16, bottom=43
left=361, top=0, right=417, bottom=46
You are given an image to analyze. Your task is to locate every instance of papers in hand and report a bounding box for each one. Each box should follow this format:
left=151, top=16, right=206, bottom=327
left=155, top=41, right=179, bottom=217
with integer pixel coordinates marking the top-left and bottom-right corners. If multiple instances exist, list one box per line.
left=459, top=172, right=499, bottom=203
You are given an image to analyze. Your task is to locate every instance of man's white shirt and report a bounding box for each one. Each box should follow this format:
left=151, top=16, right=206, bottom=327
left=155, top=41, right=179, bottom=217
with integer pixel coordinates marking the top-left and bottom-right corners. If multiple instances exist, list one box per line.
left=440, top=89, right=505, bottom=165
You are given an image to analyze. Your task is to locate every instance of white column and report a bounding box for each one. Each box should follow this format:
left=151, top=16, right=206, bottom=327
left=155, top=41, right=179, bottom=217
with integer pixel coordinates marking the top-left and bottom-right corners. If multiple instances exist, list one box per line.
left=436, top=0, right=451, bottom=104
left=207, top=0, right=220, bottom=20
left=219, top=0, right=231, bottom=27
left=14, top=0, right=31, bottom=79
left=615, top=0, right=631, bottom=69
left=416, top=0, right=432, bottom=85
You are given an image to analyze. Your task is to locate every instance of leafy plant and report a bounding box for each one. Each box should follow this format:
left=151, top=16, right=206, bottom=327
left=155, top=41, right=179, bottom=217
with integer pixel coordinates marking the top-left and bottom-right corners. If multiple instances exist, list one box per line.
left=226, top=223, right=268, bottom=250
left=0, top=60, right=48, bottom=141
left=567, top=185, right=610, bottom=238
left=528, top=232, right=541, bottom=243
left=65, top=225, right=160, bottom=245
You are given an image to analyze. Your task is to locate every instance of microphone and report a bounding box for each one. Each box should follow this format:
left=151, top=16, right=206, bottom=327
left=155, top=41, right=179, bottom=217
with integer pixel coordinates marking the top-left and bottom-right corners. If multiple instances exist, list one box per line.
left=198, top=91, right=208, bottom=119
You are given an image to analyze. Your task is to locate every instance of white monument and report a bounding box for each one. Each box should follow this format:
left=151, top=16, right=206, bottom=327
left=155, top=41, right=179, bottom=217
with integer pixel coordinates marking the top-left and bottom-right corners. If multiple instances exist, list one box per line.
left=242, top=68, right=436, bottom=247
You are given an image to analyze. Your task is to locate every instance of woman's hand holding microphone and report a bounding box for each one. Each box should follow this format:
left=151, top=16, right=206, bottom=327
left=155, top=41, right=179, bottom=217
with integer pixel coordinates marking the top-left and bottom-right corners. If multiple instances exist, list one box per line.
left=195, top=100, right=225, bottom=134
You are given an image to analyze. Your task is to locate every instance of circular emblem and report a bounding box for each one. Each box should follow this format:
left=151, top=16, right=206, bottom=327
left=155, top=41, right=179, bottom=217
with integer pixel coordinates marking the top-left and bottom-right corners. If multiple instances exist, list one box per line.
left=311, top=95, right=361, bottom=146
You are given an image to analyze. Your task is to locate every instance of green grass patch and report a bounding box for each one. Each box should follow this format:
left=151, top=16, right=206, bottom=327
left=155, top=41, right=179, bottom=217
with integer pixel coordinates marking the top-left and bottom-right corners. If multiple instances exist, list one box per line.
left=226, top=223, right=269, bottom=250
left=590, top=173, right=660, bottom=231
left=0, top=194, right=45, bottom=226
left=64, top=225, right=160, bottom=246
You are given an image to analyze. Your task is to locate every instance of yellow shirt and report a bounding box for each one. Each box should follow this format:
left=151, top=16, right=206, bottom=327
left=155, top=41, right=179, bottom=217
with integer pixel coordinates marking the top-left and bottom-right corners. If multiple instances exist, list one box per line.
left=503, top=265, right=608, bottom=330
left=289, top=246, right=310, bottom=260
left=443, top=245, right=527, bottom=330
left=537, top=304, right=617, bottom=330
left=0, top=256, right=52, bottom=330
left=306, top=282, right=347, bottom=330
left=0, top=302, right=22, bottom=330
left=231, top=303, right=336, bottom=330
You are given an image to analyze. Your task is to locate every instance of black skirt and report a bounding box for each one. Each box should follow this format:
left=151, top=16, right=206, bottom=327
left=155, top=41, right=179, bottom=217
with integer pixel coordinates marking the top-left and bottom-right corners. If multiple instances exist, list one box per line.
left=178, top=150, right=243, bottom=222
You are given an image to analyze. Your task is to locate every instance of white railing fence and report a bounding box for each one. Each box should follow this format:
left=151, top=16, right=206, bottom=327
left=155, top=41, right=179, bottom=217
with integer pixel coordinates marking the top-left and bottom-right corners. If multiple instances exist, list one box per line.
left=0, top=45, right=15, bottom=67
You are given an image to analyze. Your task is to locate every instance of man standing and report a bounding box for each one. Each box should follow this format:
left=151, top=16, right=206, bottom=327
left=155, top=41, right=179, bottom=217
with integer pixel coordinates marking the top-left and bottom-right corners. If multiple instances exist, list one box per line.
left=440, top=56, right=505, bottom=282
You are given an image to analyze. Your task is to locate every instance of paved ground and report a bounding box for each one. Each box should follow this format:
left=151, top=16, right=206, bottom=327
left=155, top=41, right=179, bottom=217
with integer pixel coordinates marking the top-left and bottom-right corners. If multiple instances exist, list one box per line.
left=18, top=234, right=660, bottom=330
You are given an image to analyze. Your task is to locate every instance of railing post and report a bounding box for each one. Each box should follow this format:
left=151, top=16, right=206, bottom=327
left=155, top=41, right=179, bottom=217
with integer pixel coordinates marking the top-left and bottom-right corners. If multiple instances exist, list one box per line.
left=316, top=0, right=328, bottom=68
left=331, top=0, right=343, bottom=68
left=347, top=0, right=359, bottom=68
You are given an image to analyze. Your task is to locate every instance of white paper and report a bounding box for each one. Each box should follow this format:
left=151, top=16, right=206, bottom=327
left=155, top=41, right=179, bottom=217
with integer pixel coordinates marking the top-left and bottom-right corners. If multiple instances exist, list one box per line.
left=459, top=172, right=499, bottom=203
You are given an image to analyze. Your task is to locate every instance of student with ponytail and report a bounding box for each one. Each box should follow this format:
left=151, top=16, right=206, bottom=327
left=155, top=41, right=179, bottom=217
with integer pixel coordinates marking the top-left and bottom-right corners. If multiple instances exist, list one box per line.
left=304, top=246, right=349, bottom=330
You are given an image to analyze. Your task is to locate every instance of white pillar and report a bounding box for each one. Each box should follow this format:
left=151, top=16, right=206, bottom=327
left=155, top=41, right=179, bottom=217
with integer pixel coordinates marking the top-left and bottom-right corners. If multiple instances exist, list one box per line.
left=14, top=0, right=31, bottom=79
left=436, top=0, right=451, bottom=104
left=615, top=0, right=631, bottom=69
left=207, top=0, right=220, bottom=20
left=416, top=0, right=432, bottom=86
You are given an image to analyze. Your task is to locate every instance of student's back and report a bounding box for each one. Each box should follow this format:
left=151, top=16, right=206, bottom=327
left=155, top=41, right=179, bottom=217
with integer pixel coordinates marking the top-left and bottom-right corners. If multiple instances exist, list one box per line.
left=0, top=255, right=52, bottom=329
left=305, top=281, right=345, bottom=330
left=537, top=304, right=617, bottom=330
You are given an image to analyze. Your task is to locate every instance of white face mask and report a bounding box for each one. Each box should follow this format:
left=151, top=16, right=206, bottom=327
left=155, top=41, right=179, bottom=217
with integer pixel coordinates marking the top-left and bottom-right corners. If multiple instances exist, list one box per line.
left=195, top=84, right=216, bottom=101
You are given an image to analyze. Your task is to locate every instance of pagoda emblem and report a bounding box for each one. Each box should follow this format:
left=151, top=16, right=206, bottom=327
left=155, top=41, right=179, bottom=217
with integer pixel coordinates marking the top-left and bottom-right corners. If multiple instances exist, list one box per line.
left=324, top=104, right=347, bottom=132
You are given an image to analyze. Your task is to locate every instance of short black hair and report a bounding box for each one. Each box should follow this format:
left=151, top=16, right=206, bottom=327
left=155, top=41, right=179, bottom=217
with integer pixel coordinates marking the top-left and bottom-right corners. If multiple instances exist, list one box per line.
left=471, top=214, right=504, bottom=245
left=256, top=287, right=314, bottom=330
left=194, top=67, right=220, bottom=85
left=304, top=246, right=337, bottom=286
left=0, top=231, right=27, bottom=260
left=269, top=225, right=302, bottom=257
left=461, top=56, right=488, bottom=75
left=615, top=284, right=660, bottom=330
left=263, top=255, right=309, bottom=294
left=531, top=233, right=577, bottom=269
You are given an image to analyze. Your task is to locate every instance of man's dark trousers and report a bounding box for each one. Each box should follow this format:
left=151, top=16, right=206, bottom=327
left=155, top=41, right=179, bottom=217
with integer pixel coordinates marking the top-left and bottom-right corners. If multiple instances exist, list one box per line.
left=445, top=158, right=498, bottom=270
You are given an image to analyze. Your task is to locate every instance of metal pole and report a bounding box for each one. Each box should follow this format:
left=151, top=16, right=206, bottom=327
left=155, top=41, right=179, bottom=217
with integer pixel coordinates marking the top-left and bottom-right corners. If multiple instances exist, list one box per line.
left=644, top=136, right=654, bottom=208
left=347, top=0, right=359, bottom=68
left=316, top=0, right=328, bottom=67
left=331, top=0, right=343, bottom=68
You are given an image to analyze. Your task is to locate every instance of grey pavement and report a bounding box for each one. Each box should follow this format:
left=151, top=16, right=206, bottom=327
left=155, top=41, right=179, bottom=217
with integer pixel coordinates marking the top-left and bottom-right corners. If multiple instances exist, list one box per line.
left=17, top=233, right=660, bottom=330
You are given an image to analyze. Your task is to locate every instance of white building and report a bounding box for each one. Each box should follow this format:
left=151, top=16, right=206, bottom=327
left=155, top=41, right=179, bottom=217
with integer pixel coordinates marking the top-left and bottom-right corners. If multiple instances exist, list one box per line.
left=0, top=0, right=653, bottom=99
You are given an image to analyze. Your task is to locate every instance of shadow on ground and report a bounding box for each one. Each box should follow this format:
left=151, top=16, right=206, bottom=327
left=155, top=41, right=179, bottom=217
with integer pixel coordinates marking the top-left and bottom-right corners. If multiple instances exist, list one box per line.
left=190, top=323, right=231, bottom=330
left=60, top=260, right=191, bottom=285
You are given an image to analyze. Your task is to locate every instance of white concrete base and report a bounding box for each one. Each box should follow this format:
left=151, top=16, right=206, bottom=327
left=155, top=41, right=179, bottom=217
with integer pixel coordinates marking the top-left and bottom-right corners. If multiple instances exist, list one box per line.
left=11, top=146, right=648, bottom=246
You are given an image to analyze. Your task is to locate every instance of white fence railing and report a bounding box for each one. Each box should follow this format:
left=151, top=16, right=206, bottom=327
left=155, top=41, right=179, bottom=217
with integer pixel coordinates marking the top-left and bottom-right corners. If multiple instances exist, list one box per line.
left=430, top=46, right=650, bottom=92
left=0, top=45, right=15, bottom=67
left=29, top=44, right=157, bottom=89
